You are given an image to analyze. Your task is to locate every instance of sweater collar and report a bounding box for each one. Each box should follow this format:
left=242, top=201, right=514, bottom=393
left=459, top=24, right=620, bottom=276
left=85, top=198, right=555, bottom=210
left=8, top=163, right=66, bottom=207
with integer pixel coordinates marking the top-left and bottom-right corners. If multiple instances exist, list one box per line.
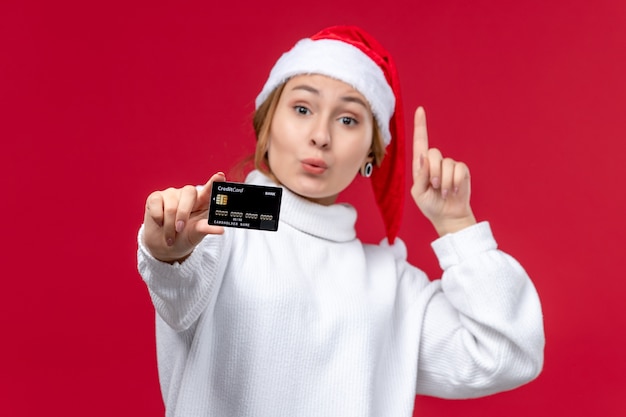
left=246, top=170, right=357, bottom=242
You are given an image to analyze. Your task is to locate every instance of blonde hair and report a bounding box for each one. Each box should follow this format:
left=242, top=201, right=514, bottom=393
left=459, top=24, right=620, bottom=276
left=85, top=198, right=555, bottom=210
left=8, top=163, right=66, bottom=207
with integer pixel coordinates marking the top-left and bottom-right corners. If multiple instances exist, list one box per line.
left=252, top=83, right=386, bottom=180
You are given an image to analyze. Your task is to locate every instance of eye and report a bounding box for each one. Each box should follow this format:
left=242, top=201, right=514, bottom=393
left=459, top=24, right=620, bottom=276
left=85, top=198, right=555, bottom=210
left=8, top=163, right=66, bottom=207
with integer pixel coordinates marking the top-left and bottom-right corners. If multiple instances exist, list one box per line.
left=294, top=105, right=310, bottom=115
left=339, top=116, right=358, bottom=126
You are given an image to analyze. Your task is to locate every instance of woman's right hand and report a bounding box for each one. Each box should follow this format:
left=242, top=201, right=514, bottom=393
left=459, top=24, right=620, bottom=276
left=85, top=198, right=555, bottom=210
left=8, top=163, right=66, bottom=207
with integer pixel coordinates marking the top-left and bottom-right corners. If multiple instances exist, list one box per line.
left=142, top=172, right=226, bottom=263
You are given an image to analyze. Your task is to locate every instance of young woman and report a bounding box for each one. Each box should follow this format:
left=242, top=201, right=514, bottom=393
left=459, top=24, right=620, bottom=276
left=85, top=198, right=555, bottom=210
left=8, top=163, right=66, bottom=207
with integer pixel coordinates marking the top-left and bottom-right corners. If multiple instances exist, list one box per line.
left=138, top=26, right=544, bottom=417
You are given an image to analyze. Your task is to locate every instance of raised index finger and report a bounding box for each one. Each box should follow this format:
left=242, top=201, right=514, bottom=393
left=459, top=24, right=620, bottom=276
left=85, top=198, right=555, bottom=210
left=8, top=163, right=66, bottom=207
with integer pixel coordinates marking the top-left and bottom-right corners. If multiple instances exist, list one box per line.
left=412, top=107, right=429, bottom=177
left=413, top=106, right=429, bottom=157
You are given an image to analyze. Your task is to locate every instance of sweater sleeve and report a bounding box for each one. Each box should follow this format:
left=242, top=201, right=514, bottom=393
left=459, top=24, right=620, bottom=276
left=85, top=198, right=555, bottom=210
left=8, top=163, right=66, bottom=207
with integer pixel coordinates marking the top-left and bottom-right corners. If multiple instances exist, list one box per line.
left=414, top=221, right=545, bottom=398
left=136, top=225, right=231, bottom=332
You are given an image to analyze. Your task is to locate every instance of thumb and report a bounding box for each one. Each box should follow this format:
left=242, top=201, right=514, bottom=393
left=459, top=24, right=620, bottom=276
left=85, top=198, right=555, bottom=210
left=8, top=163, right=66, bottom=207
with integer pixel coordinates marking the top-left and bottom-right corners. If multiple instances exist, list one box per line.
left=195, top=171, right=226, bottom=211
left=189, top=172, right=226, bottom=243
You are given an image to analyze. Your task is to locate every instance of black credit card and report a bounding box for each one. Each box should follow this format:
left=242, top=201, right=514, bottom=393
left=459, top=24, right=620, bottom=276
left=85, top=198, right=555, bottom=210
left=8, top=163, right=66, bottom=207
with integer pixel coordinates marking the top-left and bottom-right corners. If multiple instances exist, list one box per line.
left=208, top=181, right=282, bottom=231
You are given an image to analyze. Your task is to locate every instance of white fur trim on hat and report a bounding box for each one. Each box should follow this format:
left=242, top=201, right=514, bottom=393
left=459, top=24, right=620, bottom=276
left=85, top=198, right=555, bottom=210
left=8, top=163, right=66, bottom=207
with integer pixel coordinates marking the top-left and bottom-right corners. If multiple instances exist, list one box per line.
left=255, top=38, right=396, bottom=145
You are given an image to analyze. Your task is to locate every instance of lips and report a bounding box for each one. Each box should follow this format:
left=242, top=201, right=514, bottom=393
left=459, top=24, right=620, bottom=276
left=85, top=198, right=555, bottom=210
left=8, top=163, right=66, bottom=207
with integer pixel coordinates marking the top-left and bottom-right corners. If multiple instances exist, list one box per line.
left=301, top=158, right=328, bottom=175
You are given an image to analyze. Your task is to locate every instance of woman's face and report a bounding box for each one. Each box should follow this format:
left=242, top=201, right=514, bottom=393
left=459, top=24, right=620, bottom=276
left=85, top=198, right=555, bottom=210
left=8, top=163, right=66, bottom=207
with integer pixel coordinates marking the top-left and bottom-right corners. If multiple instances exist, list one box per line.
left=267, top=74, right=374, bottom=205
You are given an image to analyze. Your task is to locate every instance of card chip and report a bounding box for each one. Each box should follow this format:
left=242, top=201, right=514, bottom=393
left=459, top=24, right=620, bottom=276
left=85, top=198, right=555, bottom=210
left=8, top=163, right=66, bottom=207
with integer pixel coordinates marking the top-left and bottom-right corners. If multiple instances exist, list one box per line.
left=215, top=194, right=228, bottom=205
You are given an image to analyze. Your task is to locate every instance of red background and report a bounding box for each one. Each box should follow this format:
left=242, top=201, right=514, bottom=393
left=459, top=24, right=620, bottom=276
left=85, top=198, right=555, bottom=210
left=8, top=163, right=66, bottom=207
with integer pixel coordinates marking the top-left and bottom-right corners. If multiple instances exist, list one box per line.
left=2, top=0, right=625, bottom=415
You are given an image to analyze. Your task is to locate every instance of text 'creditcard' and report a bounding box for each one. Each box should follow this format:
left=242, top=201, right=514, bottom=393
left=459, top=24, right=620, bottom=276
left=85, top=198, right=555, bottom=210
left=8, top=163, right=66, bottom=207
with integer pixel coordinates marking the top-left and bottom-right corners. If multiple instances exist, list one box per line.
left=208, top=181, right=282, bottom=231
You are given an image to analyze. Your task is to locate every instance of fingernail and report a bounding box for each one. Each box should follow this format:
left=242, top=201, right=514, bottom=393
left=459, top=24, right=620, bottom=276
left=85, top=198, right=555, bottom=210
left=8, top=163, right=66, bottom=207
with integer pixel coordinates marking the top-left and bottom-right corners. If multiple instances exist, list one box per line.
left=442, top=189, right=449, bottom=199
left=431, top=177, right=440, bottom=189
left=166, top=238, right=174, bottom=247
left=176, top=220, right=184, bottom=233
left=454, top=186, right=459, bottom=195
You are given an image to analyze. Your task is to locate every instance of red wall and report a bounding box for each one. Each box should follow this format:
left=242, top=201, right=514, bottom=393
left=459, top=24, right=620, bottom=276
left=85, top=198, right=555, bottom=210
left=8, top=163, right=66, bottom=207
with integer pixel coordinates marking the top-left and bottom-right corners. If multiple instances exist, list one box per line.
left=2, top=0, right=625, bottom=415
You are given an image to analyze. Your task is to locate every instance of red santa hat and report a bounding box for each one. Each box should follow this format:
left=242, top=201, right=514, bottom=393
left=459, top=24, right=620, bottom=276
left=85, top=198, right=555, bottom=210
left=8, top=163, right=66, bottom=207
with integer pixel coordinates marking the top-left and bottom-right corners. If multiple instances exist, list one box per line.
left=255, top=25, right=405, bottom=243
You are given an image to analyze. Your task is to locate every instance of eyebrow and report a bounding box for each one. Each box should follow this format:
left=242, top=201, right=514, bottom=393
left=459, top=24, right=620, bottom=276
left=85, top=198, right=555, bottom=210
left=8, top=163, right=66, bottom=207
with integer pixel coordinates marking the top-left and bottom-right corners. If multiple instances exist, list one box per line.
left=290, top=84, right=369, bottom=109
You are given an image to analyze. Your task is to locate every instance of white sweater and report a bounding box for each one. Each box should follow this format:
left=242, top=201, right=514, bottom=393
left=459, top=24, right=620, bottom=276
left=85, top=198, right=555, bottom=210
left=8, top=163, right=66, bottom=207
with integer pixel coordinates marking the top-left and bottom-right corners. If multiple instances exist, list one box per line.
left=137, top=170, right=544, bottom=417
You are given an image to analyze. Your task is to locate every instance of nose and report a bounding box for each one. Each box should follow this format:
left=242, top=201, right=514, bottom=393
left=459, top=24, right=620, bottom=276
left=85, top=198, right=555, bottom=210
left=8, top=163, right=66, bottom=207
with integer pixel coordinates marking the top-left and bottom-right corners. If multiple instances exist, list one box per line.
left=310, top=117, right=331, bottom=149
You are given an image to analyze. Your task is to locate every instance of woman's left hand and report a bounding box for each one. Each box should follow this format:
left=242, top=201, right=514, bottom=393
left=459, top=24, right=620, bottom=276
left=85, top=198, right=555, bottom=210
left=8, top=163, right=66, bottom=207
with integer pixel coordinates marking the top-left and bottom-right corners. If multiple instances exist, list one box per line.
left=411, top=107, right=477, bottom=236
